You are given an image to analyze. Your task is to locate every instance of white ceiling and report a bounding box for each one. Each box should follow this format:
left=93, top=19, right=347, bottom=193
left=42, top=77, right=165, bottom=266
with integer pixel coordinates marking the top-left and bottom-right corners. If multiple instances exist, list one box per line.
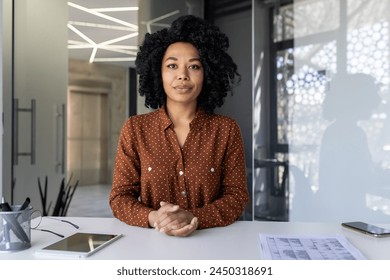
left=67, top=0, right=139, bottom=68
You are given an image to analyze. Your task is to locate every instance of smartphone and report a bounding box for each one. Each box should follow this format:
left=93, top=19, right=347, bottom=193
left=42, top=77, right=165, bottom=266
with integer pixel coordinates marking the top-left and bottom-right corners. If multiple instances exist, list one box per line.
left=341, top=221, right=390, bottom=237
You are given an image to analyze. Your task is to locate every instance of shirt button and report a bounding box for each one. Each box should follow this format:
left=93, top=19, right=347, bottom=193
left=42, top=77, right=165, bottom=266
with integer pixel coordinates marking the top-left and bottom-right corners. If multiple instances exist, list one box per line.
left=210, top=168, right=215, bottom=172
left=179, top=170, right=184, bottom=176
left=148, top=167, right=152, bottom=171
left=181, top=191, right=186, bottom=197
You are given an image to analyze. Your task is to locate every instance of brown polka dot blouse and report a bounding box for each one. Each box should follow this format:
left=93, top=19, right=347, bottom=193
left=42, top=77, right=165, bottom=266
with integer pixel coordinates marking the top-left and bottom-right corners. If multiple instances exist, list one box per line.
left=110, top=106, right=249, bottom=229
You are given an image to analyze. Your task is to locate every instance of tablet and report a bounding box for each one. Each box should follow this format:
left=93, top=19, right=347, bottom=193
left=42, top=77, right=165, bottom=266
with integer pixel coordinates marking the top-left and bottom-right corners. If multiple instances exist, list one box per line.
left=35, top=232, right=123, bottom=258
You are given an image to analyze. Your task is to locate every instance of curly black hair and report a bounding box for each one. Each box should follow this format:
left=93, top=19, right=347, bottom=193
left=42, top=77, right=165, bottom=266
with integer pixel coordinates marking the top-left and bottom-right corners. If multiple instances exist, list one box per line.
left=135, top=14, right=240, bottom=114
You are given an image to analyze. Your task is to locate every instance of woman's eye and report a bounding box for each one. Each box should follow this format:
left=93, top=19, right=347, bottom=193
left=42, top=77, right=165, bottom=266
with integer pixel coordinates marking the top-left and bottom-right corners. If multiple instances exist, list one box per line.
left=167, top=64, right=177, bottom=69
left=190, top=64, right=201, bottom=70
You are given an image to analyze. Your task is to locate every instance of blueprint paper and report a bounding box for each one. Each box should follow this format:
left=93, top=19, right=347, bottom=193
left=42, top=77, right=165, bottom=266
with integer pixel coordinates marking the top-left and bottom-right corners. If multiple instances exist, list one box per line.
left=259, top=234, right=366, bottom=260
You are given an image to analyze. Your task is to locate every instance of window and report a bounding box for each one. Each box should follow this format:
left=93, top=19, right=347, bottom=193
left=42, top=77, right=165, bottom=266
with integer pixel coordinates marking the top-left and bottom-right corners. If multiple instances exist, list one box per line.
left=254, top=0, right=390, bottom=222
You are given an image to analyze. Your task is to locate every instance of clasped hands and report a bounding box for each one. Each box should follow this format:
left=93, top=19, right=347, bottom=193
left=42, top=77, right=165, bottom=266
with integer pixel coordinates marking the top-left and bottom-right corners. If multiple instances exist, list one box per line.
left=148, top=201, right=198, bottom=237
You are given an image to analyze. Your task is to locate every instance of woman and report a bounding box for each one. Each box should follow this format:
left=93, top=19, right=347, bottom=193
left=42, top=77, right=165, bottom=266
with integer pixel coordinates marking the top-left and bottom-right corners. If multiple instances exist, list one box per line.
left=110, top=15, right=248, bottom=237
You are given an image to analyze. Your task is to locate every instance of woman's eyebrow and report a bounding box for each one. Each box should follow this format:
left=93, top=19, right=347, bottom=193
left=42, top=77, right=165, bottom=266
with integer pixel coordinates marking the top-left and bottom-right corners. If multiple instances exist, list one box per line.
left=189, top=57, right=201, bottom=62
left=164, top=57, right=201, bottom=62
left=164, top=56, right=178, bottom=62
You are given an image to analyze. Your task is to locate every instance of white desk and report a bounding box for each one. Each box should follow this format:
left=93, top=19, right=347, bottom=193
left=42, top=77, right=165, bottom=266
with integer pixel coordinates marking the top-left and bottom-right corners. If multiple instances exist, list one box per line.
left=1, top=217, right=390, bottom=260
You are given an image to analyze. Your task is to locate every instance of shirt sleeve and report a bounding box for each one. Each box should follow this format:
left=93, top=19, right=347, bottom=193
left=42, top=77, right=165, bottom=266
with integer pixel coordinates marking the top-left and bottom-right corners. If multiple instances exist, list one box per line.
left=109, top=119, right=152, bottom=228
left=191, top=120, right=249, bottom=229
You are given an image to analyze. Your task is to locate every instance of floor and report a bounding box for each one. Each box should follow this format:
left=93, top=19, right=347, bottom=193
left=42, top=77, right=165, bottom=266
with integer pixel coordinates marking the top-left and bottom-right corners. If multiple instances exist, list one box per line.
left=66, top=184, right=113, bottom=218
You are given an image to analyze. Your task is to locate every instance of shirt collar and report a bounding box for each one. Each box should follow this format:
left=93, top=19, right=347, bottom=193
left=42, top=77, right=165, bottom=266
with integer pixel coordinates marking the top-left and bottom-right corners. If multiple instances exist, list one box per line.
left=190, top=108, right=209, bottom=131
left=158, top=106, right=173, bottom=131
left=158, top=105, right=210, bottom=131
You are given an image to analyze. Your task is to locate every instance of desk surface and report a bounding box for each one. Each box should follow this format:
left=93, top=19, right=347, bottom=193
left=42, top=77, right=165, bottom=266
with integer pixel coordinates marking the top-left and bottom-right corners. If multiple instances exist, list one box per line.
left=1, top=217, right=390, bottom=260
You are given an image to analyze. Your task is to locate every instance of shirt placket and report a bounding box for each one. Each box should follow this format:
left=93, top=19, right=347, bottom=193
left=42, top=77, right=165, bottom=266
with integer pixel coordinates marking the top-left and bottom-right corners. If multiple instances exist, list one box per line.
left=167, top=127, right=189, bottom=208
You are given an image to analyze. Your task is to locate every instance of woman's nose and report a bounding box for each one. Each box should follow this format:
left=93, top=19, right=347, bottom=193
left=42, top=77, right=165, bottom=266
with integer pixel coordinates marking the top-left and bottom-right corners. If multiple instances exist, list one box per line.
left=177, top=69, right=189, bottom=80
left=178, top=75, right=189, bottom=80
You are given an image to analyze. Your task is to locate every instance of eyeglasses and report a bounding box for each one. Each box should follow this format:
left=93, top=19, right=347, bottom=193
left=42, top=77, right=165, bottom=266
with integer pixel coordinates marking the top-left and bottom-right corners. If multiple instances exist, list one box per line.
left=31, top=216, right=79, bottom=238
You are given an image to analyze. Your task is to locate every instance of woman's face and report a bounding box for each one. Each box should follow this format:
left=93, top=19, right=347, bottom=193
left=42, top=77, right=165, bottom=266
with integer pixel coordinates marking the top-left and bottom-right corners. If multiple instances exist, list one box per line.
left=161, top=42, right=204, bottom=107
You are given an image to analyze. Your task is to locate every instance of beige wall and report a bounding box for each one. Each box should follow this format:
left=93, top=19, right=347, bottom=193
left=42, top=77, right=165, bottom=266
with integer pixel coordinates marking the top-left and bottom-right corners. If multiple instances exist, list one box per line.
left=68, top=58, right=128, bottom=185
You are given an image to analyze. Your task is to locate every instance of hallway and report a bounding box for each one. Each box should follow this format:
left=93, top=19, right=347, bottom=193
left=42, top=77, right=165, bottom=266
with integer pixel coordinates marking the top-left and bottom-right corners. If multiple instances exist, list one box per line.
left=66, top=184, right=113, bottom=218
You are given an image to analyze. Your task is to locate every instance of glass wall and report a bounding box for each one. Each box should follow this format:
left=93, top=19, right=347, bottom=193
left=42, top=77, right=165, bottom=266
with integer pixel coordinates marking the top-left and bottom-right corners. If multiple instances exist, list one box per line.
left=254, top=0, right=390, bottom=222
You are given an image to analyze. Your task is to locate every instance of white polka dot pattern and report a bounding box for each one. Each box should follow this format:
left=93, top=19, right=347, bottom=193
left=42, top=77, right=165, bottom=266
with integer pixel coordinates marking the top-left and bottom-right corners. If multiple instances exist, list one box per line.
left=109, top=106, right=249, bottom=229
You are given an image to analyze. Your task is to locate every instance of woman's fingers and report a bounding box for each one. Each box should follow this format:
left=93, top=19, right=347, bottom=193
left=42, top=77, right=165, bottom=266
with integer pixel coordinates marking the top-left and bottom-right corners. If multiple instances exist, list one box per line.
left=154, top=205, right=196, bottom=235
left=165, top=217, right=199, bottom=237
